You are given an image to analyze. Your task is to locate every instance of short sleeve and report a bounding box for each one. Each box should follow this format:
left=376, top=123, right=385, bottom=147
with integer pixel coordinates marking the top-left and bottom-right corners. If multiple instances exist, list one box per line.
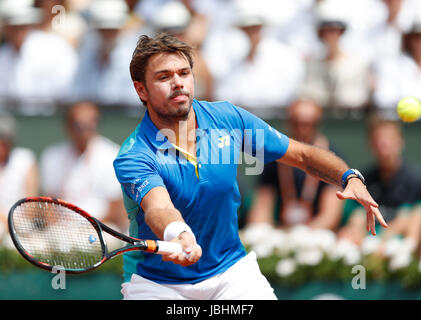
left=229, top=104, right=290, bottom=163
left=113, top=151, right=166, bottom=206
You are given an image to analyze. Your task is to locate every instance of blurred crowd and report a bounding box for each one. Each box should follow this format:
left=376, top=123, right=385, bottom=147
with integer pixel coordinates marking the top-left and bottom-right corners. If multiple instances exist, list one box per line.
left=0, top=0, right=420, bottom=267
left=0, top=0, right=420, bottom=115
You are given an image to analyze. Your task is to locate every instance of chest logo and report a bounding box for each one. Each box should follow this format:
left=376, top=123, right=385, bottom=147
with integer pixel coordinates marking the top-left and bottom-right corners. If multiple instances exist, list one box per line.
left=217, top=135, right=230, bottom=148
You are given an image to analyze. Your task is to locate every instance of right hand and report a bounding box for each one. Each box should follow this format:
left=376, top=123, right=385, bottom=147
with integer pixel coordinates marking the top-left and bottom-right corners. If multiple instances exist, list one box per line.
left=161, top=231, right=202, bottom=267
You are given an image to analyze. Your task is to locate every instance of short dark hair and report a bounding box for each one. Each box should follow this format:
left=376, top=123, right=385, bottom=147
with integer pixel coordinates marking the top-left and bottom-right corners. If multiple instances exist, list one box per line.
left=130, top=33, right=194, bottom=84
left=367, top=115, right=402, bottom=139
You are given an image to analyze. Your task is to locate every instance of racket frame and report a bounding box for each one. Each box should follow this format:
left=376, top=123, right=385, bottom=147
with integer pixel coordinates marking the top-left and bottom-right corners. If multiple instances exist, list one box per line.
left=8, top=197, right=164, bottom=274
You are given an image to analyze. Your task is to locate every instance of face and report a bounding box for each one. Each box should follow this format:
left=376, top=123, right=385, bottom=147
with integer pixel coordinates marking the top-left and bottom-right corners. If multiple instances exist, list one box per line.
left=288, top=101, right=322, bottom=144
left=370, top=124, right=403, bottom=167
left=134, top=52, right=194, bottom=122
left=383, top=0, right=402, bottom=16
left=408, top=33, right=421, bottom=60
left=240, top=25, right=263, bottom=47
left=66, top=103, right=99, bottom=150
left=319, top=26, right=344, bottom=49
left=4, top=25, right=30, bottom=51
left=0, top=139, right=11, bottom=164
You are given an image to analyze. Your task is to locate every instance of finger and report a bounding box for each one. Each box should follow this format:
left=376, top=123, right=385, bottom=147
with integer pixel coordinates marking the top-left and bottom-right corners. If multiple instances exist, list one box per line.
left=336, top=191, right=357, bottom=201
left=182, top=244, right=202, bottom=266
left=366, top=210, right=370, bottom=233
left=370, top=212, right=376, bottom=236
left=372, top=206, right=388, bottom=228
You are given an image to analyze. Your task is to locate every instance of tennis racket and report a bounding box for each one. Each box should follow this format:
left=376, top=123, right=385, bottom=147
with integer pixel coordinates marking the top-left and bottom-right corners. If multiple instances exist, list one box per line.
left=8, top=196, right=183, bottom=274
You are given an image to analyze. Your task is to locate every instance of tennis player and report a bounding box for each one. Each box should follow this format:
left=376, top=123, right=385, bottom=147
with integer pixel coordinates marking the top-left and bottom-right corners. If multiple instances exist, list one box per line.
left=113, top=33, right=387, bottom=300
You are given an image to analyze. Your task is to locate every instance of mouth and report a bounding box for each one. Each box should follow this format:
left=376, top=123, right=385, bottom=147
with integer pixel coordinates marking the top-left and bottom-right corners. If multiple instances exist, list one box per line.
left=169, top=91, right=189, bottom=102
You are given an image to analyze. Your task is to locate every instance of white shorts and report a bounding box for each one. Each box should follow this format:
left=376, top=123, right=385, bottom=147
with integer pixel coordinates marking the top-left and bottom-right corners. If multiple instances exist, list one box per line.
left=121, top=251, right=277, bottom=300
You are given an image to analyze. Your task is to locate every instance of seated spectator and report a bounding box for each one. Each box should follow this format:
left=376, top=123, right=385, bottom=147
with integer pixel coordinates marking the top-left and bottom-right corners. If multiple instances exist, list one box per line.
left=213, top=1, right=305, bottom=110
left=0, top=115, right=39, bottom=247
left=151, top=1, right=214, bottom=101
left=122, top=0, right=146, bottom=34
left=34, top=0, right=88, bottom=48
left=71, top=0, right=144, bottom=108
left=338, top=117, right=421, bottom=245
left=362, top=0, right=414, bottom=62
left=0, top=0, right=78, bottom=114
left=246, top=99, right=343, bottom=230
left=372, top=9, right=421, bottom=117
left=300, top=0, right=372, bottom=110
left=407, top=204, right=421, bottom=257
left=39, top=101, right=128, bottom=233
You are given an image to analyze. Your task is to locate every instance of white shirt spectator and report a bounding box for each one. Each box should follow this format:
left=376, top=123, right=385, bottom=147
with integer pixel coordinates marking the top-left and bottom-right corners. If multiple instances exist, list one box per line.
left=0, top=30, right=78, bottom=112
left=373, top=53, right=421, bottom=111
left=300, top=53, right=372, bottom=109
left=0, top=147, right=36, bottom=246
left=214, top=37, right=305, bottom=109
left=0, top=147, right=36, bottom=215
left=40, top=135, right=121, bottom=221
left=71, top=29, right=141, bottom=107
left=356, top=0, right=418, bottom=62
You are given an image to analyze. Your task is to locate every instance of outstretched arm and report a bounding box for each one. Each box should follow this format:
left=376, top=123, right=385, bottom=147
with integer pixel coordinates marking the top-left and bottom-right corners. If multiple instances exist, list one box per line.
left=140, top=186, right=202, bottom=266
left=278, top=139, right=388, bottom=235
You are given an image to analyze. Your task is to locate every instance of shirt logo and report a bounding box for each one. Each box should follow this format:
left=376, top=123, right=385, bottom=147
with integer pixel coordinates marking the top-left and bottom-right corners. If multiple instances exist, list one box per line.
left=217, top=135, right=230, bottom=148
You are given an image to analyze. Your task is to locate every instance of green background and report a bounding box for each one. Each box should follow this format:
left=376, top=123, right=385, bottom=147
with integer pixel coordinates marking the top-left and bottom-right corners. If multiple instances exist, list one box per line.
left=2, top=111, right=420, bottom=300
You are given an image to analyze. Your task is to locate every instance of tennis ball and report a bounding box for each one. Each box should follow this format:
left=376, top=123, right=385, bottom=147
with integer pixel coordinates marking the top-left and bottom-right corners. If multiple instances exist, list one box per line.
left=397, top=97, right=421, bottom=123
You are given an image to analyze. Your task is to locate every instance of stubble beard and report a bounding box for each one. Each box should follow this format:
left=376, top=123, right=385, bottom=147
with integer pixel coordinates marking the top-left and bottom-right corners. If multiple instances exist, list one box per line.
left=149, top=90, right=194, bottom=122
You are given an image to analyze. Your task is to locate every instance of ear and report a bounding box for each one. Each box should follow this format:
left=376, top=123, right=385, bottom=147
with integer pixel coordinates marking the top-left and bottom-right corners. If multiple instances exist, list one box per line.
left=133, top=81, right=148, bottom=103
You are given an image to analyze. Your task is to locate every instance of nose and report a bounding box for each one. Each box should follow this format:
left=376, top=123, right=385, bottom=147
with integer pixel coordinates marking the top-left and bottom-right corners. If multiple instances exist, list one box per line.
left=172, top=73, right=184, bottom=90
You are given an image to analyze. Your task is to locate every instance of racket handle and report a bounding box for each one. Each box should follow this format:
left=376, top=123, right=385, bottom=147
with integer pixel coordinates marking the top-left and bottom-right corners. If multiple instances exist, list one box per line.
left=156, top=240, right=183, bottom=254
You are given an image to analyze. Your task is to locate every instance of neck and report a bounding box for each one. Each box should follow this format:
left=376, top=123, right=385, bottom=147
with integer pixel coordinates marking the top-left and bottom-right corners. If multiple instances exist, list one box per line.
left=149, top=107, right=197, bottom=151
left=326, top=48, right=342, bottom=61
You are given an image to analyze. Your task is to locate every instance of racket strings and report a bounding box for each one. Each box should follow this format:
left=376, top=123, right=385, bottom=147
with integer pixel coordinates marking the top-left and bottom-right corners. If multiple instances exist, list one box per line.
left=12, top=201, right=103, bottom=270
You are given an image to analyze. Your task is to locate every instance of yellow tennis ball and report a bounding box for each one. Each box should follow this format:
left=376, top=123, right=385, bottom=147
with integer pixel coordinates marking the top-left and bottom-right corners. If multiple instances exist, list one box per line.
left=397, top=97, right=421, bottom=123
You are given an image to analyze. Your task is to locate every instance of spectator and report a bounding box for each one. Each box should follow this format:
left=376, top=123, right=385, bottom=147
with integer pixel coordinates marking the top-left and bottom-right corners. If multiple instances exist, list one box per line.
left=246, top=99, right=343, bottom=230
left=39, top=101, right=127, bottom=233
left=362, top=0, right=414, bottom=62
left=213, top=1, right=305, bottom=110
left=34, top=0, right=88, bottom=48
left=300, top=0, right=372, bottom=110
left=406, top=204, right=421, bottom=256
left=0, top=115, right=39, bottom=247
left=372, top=8, right=421, bottom=117
left=0, top=0, right=78, bottom=114
left=338, top=118, right=421, bottom=245
left=122, top=0, right=145, bottom=34
left=151, top=1, right=214, bottom=101
left=71, top=0, right=144, bottom=108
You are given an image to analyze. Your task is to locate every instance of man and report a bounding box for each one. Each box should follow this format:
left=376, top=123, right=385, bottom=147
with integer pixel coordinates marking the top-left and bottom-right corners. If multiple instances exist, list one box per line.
left=246, top=99, right=343, bottom=230
left=213, top=1, right=305, bottom=109
left=0, top=115, right=38, bottom=247
left=373, top=8, right=421, bottom=116
left=338, top=118, right=421, bottom=246
left=0, top=0, right=77, bottom=114
left=113, top=33, right=387, bottom=300
left=300, top=0, right=372, bottom=111
left=40, top=101, right=127, bottom=233
left=72, top=0, right=145, bottom=108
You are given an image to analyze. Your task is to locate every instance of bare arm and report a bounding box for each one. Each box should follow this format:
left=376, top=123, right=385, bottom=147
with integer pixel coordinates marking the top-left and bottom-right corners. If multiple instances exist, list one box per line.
left=140, top=186, right=201, bottom=266
left=278, top=139, right=387, bottom=234
left=102, top=199, right=129, bottom=233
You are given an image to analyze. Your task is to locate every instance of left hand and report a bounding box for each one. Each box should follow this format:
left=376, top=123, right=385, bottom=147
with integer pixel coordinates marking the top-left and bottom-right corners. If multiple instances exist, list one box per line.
left=336, top=178, right=388, bottom=235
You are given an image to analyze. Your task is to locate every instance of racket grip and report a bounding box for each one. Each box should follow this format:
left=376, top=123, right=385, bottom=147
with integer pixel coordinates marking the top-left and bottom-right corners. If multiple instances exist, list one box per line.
left=156, top=240, right=183, bottom=254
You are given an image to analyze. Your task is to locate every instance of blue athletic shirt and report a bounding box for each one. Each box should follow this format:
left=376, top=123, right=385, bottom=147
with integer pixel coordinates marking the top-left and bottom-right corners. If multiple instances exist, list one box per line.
left=113, top=99, right=290, bottom=284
